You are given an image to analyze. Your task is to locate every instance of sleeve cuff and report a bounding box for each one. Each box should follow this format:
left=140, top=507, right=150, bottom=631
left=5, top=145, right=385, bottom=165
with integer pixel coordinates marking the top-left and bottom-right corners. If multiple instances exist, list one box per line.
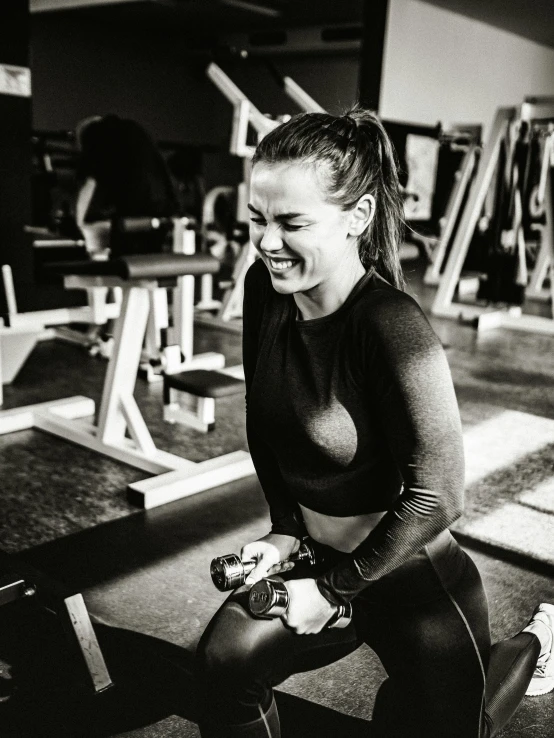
left=270, top=513, right=307, bottom=540
left=316, top=556, right=370, bottom=607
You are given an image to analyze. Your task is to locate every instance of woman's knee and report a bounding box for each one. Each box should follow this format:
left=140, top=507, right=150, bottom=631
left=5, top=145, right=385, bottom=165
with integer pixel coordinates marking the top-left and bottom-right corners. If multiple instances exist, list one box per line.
left=198, top=601, right=254, bottom=676
left=197, top=595, right=283, bottom=684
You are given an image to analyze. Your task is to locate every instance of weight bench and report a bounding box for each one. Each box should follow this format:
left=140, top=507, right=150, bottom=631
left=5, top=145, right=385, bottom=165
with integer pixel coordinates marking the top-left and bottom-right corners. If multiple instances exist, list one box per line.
left=164, top=368, right=245, bottom=433
left=0, top=253, right=255, bottom=509
left=0, top=548, right=113, bottom=694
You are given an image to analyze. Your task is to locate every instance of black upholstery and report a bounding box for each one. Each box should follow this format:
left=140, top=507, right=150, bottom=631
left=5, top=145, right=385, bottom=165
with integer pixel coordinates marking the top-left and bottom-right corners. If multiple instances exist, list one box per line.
left=164, top=370, right=245, bottom=398
left=48, top=253, right=220, bottom=281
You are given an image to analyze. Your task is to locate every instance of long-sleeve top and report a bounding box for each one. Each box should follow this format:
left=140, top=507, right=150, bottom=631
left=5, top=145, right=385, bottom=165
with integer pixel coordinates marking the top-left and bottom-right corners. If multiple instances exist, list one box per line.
left=242, top=258, right=465, bottom=606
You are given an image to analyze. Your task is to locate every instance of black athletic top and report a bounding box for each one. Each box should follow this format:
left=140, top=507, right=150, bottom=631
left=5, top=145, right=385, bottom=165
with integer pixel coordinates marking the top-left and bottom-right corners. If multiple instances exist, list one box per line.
left=243, top=258, right=465, bottom=606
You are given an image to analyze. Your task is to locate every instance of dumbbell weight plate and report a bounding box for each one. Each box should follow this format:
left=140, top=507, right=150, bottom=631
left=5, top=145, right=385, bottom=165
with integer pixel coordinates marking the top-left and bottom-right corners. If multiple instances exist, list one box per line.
left=249, top=577, right=353, bottom=629
left=248, top=577, right=289, bottom=618
left=210, top=554, right=256, bottom=592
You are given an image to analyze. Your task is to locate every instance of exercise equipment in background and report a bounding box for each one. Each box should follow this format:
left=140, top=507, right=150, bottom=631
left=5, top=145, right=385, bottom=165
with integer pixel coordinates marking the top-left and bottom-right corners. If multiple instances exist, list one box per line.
left=0, top=548, right=113, bottom=695
left=0, top=258, right=120, bottom=405
left=0, top=253, right=254, bottom=509
left=431, top=98, right=554, bottom=335
left=195, top=62, right=279, bottom=333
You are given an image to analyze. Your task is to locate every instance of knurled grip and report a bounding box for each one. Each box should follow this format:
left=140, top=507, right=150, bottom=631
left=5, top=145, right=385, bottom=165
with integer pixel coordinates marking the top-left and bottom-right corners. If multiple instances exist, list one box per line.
left=210, top=540, right=317, bottom=592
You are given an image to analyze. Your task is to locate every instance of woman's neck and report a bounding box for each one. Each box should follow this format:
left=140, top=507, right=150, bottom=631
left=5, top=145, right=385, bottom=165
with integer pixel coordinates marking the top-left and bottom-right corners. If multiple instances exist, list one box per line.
left=294, top=260, right=366, bottom=321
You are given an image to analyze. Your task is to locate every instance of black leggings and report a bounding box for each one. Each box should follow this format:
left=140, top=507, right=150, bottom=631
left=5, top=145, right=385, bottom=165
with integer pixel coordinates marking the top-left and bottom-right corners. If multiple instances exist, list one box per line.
left=196, top=531, right=540, bottom=737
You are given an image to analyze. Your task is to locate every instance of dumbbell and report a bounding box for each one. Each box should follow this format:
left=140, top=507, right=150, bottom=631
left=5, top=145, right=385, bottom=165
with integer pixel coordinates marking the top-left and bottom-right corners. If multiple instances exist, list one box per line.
left=248, top=577, right=352, bottom=629
left=210, top=540, right=318, bottom=592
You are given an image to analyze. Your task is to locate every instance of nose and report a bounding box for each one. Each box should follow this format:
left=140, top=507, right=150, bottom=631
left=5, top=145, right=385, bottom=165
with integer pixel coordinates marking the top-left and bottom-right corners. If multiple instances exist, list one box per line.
left=259, top=223, right=284, bottom=254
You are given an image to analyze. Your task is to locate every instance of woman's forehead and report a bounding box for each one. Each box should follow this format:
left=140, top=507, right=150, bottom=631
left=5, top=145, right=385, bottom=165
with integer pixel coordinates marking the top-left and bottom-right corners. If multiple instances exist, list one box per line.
left=251, top=161, right=331, bottom=204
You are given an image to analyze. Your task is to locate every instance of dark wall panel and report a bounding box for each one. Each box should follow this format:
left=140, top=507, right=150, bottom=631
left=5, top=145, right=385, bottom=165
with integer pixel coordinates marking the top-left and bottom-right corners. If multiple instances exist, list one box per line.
left=0, top=0, right=33, bottom=313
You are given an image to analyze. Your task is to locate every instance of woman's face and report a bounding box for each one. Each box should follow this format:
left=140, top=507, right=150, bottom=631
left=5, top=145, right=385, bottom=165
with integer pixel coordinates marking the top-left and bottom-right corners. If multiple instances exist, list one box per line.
left=249, top=161, right=365, bottom=297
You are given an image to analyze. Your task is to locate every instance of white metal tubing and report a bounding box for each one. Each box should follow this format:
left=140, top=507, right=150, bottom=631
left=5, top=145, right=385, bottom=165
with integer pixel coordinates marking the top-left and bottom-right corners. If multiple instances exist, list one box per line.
left=97, top=286, right=152, bottom=446
left=424, top=145, right=478, bottom=285
left=207, top=63, right=274, bottom=136
left=33, top=239, right=85, bottom=248
left=2, top=265, right=18, bottom=315
left=172, top=221, right=197, bottom=360
left=545, top=166, right=554, bottom=313
left=119, top=393, right=158, bottom=456
left=521, top=101, right=554, bottom=123
left=61, top=593, right=113, bottom=693
left=283, top=76, right=326, bottom=113
left=231, top=100, right=255, bottom=158
left=432, top=108, right=515, bottom=314
left=0, top=396, right=94, bottom=435
left=128, top=450, right=255, bottom=509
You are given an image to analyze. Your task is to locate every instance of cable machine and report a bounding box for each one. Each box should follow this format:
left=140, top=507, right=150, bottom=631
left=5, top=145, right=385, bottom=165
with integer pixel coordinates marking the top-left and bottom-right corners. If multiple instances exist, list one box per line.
left=431, top=98, right=554, bottom=335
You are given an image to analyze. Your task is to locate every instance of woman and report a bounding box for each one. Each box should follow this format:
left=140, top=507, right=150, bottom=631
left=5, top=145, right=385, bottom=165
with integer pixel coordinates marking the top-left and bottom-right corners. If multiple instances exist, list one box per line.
left=196, top=108, right=554, bottom=737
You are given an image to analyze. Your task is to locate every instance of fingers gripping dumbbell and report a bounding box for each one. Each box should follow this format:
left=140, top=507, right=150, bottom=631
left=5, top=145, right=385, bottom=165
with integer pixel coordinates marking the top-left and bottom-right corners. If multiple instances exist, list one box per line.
left=210, top=541, right=318, bottom=592
left=248, top=577, right=352, bottom=629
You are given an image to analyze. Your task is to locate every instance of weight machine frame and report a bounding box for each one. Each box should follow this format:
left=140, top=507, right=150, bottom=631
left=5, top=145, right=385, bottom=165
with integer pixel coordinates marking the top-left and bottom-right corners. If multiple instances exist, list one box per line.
left=431, top=101, right=554, bottom=335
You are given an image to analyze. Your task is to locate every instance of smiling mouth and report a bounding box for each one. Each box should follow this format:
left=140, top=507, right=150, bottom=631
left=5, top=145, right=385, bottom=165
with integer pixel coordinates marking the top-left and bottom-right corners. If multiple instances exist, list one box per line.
left=268, top=258, right=301, bottom=272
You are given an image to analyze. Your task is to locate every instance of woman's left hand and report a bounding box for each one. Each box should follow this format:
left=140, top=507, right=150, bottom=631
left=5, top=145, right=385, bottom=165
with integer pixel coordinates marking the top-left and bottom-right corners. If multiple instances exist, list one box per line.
left=282, top=578, right=337, bottom=635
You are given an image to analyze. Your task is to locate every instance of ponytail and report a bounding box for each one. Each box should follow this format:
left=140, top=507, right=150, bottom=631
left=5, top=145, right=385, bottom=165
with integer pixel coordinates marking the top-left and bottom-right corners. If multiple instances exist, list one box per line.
left=252, top=106, right=405, bottom=290
left=346, top=107, right=405, bottom=289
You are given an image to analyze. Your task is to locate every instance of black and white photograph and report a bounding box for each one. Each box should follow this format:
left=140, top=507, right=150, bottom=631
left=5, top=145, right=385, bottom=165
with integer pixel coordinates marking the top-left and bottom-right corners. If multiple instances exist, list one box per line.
left=0, top=1, right=553, bottom=735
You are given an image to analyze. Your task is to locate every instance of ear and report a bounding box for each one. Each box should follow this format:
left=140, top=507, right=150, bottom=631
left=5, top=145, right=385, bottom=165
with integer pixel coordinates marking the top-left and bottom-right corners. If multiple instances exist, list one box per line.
left=347, top=194, right=376, bottom=237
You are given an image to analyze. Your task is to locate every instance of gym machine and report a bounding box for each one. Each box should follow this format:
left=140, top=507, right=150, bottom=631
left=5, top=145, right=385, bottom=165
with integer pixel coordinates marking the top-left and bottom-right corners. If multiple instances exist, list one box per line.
left=0, top=258, right=120, bottom=406
left=0, top=548, right=113, bottom=694
left=422, top=128, right=482, bottom=285
left=431, top=98, right=554, bottom=335
left=0, top=252, right=255, bottom=509
left=196, top=63, right=279, bottom=333
left=525, top=126, right=554, bottom=302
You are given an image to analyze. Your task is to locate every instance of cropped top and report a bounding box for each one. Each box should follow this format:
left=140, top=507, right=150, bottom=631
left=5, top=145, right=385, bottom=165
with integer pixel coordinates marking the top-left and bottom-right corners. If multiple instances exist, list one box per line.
left=243, top=258, right=465, bottom=605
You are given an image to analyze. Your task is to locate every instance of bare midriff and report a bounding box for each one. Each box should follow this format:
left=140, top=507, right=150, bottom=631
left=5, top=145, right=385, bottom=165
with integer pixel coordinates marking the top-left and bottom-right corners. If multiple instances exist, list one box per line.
left=299, top=503, right=387, bottom=553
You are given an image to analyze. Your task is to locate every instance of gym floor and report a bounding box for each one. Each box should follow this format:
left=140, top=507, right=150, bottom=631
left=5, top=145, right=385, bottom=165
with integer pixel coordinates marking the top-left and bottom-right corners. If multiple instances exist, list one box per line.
left=0, top=255, right=553, bottom=737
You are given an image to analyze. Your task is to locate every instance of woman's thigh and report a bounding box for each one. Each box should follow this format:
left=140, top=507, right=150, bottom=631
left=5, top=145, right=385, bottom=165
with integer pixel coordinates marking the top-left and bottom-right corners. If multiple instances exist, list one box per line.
left=362, top=543, right=490, bottom=738
left=196, top=583, right=361, bottom=721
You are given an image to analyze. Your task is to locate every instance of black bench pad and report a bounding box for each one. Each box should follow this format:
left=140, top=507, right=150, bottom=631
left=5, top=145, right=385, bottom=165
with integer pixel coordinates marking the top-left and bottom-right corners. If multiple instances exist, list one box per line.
left=164, top=370, right=245, bottom=398
left=47, top=253, right=219, bottom=281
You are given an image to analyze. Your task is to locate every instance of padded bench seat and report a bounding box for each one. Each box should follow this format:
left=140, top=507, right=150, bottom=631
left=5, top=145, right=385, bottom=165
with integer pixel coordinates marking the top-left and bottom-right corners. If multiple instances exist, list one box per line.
left=164, top=369, right=245, bottom=399
left=47, top=252, right=220, bottom=281
left=164, top=369, right=245, bottom=432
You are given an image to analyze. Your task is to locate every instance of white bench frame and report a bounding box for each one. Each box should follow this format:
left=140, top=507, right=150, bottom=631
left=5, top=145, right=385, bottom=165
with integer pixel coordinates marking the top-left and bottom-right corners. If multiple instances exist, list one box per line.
left=0, top=273, right=254, bottom=509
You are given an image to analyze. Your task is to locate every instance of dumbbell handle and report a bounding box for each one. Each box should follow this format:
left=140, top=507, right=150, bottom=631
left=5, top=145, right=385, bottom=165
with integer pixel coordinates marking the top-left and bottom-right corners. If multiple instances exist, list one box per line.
left=248, top=577, right=352, bottom=629
left=210, top=541, right=317, bottom=592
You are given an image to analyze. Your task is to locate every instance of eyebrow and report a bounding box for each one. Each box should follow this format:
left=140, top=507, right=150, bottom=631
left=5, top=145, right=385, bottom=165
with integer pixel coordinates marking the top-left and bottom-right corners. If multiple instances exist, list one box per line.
left=247, top=204, right=306, bottom=221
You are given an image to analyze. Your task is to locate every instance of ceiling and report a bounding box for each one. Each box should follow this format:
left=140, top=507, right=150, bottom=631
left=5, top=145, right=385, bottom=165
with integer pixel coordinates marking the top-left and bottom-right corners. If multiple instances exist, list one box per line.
left=30, top=0, right=554, bottom=49
left=30, top=0, right=364, bottom=35
left=420, top=0, right=554, bottom=49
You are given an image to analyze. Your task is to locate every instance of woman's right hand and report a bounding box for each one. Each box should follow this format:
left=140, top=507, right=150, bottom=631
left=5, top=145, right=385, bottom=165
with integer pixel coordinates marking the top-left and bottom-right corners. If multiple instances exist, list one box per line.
left=241, top=533, right=301, bottom=586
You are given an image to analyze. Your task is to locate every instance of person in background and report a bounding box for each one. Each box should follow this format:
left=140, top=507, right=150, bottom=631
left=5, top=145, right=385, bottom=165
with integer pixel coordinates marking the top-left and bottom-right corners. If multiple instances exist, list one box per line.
left=195, top=107, right=554, bottom=737
left=75, top=114, right=178, bottom=257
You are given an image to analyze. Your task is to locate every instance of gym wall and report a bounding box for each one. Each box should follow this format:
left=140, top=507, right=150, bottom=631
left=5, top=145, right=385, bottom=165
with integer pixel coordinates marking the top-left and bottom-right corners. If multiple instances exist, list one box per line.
left=381, top=0, right=554, bottom=133
left=30, top=13, right=216, bottom=144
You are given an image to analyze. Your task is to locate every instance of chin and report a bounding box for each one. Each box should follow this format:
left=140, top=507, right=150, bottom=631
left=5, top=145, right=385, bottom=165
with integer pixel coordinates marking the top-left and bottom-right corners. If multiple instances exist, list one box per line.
left=269, top=276, right=298, bottom=295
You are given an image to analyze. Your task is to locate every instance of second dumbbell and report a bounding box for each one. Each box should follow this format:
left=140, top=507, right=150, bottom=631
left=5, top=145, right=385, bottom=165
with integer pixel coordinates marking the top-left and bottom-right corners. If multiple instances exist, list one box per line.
left=248, top=577, right=353, bottom=629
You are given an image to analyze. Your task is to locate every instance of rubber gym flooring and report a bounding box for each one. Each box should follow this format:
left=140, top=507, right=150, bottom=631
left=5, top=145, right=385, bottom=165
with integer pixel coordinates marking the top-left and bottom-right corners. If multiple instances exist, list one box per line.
left=0, top=256, right=553, bottom=737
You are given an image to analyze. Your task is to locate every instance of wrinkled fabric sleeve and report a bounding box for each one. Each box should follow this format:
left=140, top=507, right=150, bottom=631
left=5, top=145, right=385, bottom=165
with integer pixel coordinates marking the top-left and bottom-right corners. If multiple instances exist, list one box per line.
left=243, top=263, right=306, bottom=540
left=316, top=293, right=465, bottom=607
